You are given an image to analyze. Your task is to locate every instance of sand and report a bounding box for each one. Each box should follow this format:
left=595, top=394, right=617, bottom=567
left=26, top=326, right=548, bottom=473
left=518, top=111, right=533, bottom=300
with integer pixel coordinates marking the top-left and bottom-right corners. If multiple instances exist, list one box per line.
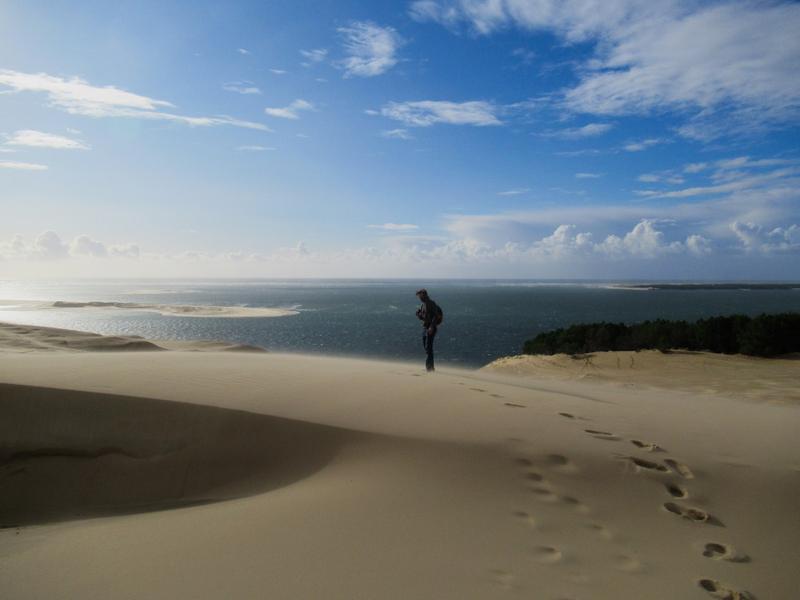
left=0, top=299, right=298, bottom=318
left=1, top=323, right=798, bottom=599
left=483, top=350, right=800, bottom=405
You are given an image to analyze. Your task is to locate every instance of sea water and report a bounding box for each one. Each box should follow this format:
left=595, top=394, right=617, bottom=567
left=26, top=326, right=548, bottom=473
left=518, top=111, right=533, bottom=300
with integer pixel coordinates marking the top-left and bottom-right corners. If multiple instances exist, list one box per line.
left=1, top=279, right=798, bottom=367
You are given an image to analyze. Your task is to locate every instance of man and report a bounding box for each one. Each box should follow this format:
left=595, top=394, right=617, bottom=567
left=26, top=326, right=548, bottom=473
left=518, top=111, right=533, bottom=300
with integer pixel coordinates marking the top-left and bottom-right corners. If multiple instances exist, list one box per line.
left=415, top=288, right=443, bottom=372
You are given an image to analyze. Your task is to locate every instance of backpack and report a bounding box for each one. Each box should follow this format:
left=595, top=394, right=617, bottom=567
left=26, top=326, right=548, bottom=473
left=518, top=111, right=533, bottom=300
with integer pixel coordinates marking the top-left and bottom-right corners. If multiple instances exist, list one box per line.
left=433, top=302, right=444, bottom=325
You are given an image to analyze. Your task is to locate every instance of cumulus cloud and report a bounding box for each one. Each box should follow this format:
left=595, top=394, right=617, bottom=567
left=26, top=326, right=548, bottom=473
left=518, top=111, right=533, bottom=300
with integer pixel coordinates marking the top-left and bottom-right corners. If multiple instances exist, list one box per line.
left=730, top=221, right=800, bottom=253
left=380, top=100, right=501, bottom=127
left=264, top=99, right=315, bottom=119
left=0, top=69, right=269, bottom=130
left=411, top=1, right=800, bottom=135
left=0, top=160, right=48, bottom=171
left=0, top=232, right=140, bottom=261
left=338, top=21, right=404, bottom=77
left=5, top=129, right=89, bottom=149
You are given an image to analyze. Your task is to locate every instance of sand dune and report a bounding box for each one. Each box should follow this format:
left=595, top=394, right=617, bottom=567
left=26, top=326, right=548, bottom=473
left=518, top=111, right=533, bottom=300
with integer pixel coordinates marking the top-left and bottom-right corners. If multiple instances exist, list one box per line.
left=0, top=299, right=298, bottom=318
left=0, top=322, right=266, bottom=353
left=1, top=325, right=798, bottom=599
left=484, top=350, right=800, bottom=404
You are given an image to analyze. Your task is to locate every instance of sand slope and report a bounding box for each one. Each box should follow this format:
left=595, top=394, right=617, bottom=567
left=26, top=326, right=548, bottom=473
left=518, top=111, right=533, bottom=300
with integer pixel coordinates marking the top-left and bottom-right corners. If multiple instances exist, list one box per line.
left=1, top=328, right=799, bottom=599
left=483, top=350, right=800, bottom=404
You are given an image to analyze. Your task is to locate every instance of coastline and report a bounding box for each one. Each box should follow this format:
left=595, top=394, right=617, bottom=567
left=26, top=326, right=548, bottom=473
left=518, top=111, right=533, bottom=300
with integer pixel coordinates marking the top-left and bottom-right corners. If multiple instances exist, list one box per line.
left=1, top=322, right=798, bottom=599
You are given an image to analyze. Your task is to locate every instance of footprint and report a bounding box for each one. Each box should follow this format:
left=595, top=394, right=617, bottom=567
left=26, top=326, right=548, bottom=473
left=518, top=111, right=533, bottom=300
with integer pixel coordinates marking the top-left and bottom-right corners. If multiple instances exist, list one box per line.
left=559, top=495, right=590, bottom=514
left=663, top=502, right=723, bottom=525
left=629, top=456, right=670, bottom=472
left=585, top=429, right=621, bottom=441
left=703, top=542, right=750, bottom=563
left=558, top=412, right=575, bottom=419
left=666, top=483, right=689, bottom=499
left=515, top=457, right=534, bottom=467
left=614, top=554, right=644, bottom=573
left=632, top=440, right=663, bottom=452
left=532, top=545, right=563, bottom=564
left=513, top=510, right=537, bottom=527
left=584, top=522, right=614, bottom=540
left=664, top=459, right=694, bottom=479
left=470, top=387, right=487, bottom=393
left=544, top=453, right=580, bottom=474
left=504, top=402, right=526, bottom=408
left=490, top=393, right=505, bottom=398
left=525, top=471, right=544, bottom=482
left=697, top=578, right=755, bottom=599
left=530, top=487, right=559, bottom=502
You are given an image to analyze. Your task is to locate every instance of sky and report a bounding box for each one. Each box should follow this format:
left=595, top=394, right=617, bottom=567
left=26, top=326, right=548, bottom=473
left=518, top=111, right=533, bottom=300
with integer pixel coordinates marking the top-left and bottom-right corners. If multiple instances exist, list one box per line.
left=1, top=0, right=799, bottom=279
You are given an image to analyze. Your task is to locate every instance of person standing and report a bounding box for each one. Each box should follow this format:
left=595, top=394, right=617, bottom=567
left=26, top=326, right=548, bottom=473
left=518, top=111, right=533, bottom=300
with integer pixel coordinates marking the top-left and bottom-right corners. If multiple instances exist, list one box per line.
left=415, top=288, right=443, bottom=372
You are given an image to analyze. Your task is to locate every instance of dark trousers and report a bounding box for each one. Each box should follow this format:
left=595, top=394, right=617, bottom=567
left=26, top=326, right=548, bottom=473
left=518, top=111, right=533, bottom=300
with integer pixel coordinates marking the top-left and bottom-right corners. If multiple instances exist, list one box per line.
left=422, top=327, right=437, bottom=371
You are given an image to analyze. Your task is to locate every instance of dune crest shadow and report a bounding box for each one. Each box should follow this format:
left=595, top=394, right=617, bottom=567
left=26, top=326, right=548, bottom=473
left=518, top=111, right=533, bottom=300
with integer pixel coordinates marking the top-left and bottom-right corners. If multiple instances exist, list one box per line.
left=0, top=383, right=349, bottom=527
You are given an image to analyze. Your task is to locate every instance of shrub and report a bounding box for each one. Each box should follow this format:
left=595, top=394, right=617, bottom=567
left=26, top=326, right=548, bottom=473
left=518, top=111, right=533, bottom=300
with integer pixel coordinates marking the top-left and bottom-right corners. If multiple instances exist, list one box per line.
left=522, top=313, right=800, bottom=357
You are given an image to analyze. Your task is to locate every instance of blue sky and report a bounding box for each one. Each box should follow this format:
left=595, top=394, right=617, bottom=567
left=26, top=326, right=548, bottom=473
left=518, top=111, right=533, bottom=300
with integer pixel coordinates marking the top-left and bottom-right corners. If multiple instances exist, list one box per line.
left=1, top=0, right=799, bottom=279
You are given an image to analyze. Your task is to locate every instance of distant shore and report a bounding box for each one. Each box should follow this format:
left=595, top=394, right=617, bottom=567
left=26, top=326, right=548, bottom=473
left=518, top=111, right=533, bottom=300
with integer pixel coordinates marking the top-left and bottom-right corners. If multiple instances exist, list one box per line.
left=615, top=283, right=800, bottom=290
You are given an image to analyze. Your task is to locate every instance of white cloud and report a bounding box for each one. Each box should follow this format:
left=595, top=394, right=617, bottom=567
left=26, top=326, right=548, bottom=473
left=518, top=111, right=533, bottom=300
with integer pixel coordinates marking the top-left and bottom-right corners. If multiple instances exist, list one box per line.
left=381, top=128, right=413, bottom=140
left=338, top=21, right=404, bottom=77
left=686, top=234, right=712, bottom=256
left=497, top=188, right=530, bottom=196
left=380, top=100, right=501, bottom=127
left=300, top=48, right=328, bottom=66
left=1, top=232, right=140, bottom=261
left=222, top=81, right=261, bottom=95
left=34, top=231, right=69, bottom=259
left=269, top=69, right=287, bottom=75
left=0, top=160, right=48, bottom=171
left=730, top=221, right=800, bottom=253
left=0, top=69, right=269, bottom=131
left=368, top=223, right=420, bottom=231
left=546, top=122, right=612, bottom=139
left=412, top=1, right=800, bottom=135
left=623, top=138, right=662, bottom=152
left=5, top=129, right=89, bottom=150
left=236, top=145, right=275, bottom=151
left=595, top=220, right=684, bottom=258
left=237, top=48, right=251, bottom=55
left=644, top=166, right=800, bottom=199
left=684, top=162, right=708, bottom=173
left=70, top=234, right=108, bottom=257
left=575, top=172, right=601, bottom=179
left=264, top=99, right=315, bottom=119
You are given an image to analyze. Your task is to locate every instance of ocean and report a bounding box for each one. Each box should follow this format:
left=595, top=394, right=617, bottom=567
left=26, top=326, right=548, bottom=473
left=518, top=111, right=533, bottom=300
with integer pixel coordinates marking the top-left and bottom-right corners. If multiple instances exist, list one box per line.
left=1, top=279, right=799, bottom=367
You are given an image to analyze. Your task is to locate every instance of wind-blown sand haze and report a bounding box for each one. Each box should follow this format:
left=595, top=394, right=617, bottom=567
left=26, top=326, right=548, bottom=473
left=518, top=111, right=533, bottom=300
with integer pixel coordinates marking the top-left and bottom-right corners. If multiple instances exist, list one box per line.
left=1, top=323, right=798, bottom=599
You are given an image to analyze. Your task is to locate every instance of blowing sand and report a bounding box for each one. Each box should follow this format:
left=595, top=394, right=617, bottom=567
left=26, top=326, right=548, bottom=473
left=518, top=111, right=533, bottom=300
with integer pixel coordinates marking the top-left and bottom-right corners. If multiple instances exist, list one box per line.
left=1, top=323, right=798, bottom=600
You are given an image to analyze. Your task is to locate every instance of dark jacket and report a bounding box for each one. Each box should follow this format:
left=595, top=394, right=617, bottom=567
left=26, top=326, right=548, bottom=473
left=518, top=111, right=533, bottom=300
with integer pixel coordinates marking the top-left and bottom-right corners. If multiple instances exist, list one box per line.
left=416, top=298, right=442, bottom=328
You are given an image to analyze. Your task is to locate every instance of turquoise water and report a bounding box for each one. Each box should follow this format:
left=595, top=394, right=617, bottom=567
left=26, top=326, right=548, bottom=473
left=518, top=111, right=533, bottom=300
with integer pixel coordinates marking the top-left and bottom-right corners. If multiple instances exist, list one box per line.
left=1, top=279, right=798, bottom=367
